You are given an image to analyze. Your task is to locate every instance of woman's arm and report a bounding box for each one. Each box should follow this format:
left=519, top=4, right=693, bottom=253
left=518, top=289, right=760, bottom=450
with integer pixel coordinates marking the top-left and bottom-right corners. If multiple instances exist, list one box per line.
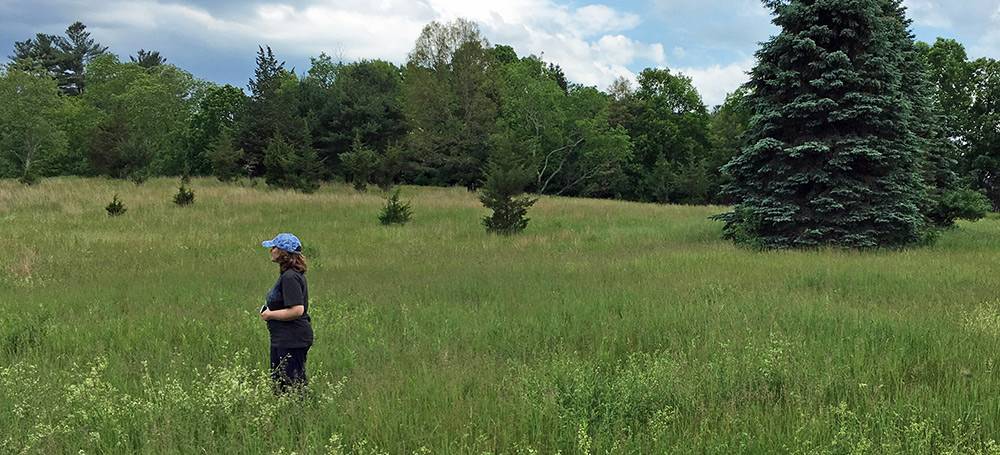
left=262, top=272, right=306, bottom=321
left=261, top=305, right=304, bottom=321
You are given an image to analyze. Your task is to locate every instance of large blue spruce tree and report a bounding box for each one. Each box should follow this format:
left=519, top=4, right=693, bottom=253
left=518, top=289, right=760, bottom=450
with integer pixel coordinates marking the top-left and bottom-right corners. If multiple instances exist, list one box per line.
left=720, top=0, right=936, bottom=248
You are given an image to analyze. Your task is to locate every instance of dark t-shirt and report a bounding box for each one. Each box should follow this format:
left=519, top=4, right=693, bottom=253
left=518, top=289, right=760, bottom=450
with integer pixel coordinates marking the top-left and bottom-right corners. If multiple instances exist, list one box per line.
left=264, top=269, right=313, bottom=348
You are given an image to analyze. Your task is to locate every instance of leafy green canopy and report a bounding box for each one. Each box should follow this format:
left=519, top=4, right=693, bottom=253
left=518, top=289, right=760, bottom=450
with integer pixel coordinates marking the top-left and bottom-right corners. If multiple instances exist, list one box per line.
left=0, top=68, right=68, bottom=183
left=83, top=55, right=202, bottom=180
left=494, top=56, right=632, bottom=197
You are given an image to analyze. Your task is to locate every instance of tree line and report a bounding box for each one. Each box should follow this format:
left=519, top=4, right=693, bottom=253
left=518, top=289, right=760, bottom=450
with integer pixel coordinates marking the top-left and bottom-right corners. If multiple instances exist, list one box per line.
left=0, top=15, right=997, bottom=212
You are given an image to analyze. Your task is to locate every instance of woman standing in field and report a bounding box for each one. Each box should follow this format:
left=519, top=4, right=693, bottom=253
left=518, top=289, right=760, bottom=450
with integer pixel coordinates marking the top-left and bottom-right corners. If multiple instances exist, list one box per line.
left=259, top=233, right=314, bottom=392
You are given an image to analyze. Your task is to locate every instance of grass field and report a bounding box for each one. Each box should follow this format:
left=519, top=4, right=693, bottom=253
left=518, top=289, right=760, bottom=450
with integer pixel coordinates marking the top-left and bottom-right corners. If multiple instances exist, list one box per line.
left=2, top=177, right=1000, bottom=454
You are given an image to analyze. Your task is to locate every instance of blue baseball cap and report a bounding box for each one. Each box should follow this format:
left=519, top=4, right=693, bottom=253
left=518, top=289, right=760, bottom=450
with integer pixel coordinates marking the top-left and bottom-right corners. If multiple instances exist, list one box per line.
left=262, top=233, right=302, bottom=254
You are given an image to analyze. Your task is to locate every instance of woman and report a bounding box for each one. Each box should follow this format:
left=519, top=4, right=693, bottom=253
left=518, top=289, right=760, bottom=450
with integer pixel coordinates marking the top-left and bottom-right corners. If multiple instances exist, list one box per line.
left=259, top=232, right=313, bottom=392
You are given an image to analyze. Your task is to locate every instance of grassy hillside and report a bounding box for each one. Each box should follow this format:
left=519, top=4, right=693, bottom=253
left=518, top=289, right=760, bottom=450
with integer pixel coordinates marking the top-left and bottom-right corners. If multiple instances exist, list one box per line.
left=2, top=177, right=999, bottom=454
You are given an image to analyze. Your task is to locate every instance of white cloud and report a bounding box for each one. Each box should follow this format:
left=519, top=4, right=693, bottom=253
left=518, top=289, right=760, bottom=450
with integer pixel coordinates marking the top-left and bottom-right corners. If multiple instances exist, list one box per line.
left=71, top=0, right=667, bottom=90
left=678, top=58, right=754, bottom=107
left=903, top=0, right=954, bottom=28
left=136, top=1, right=428, bottom=60
left=571, top=5, right=641, bottom=35
left=652, top=0, right=768, bottom=17
left=900, top=0, right=1000, bottom=59
left=243, top=2, right=428, bottom=61
left=407, top=0, right=664, bottom=87
left=593, top=35, right=664, bottom=67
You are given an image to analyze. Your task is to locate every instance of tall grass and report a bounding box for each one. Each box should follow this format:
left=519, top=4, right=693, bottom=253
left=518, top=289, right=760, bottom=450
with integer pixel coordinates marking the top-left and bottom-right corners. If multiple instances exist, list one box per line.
left=1, top=177, right=999, bottom=453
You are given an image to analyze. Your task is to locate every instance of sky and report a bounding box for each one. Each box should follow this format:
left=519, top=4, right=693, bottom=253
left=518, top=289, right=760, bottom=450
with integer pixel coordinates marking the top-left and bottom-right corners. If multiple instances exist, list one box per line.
left=1, top=0, right=998, bottom=106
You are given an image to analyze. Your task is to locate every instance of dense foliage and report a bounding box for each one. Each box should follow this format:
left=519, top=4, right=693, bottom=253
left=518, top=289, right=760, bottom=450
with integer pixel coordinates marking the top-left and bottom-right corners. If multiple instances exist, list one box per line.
left=1, top=19, right=730, bottom=205
left=3, top=11, right=996, bottom=245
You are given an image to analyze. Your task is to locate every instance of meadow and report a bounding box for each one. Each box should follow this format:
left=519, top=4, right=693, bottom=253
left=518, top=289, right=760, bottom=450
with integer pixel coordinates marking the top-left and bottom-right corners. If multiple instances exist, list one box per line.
left=2, top=177, right=1000, bottom=454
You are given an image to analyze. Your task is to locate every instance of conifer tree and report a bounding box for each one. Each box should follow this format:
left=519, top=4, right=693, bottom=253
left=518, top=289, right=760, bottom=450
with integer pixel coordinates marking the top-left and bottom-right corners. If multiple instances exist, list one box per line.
left=480, top=144, right=537, bottom=235
left=720, top=0, right=931, bottom=248
left=130, top=49, right=166, bottom=68
left=379, top=188, right=413, bottom=225
left=11, top=22, right=107, bottom=95
left=208, top=129, right=246, bottom=182
left=59, top=22, right=106, bottom=94
left=263, top=131, right=323, bottom=193
left=105, top=194, right=126, bottom=216
left=374, top=144, right=406, bottom=191
left=263, top=133, right=296, bottom=189
left=292, top=127, right=324, bottom=193
left=340, top=135, right=379, bottom=192
left=173, top=182, right=195, bottom=206
left=239, top=46, right=301, bottom=176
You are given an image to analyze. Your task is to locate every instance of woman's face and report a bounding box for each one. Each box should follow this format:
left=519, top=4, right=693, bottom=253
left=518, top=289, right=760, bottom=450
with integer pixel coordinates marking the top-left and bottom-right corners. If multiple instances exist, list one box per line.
left=269, top=247, right=281, bottom=262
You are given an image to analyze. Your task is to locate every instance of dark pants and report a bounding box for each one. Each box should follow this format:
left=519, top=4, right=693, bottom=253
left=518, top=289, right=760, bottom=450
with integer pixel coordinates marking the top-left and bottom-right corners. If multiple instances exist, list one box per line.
left=270, top=346, right=309, bottom=392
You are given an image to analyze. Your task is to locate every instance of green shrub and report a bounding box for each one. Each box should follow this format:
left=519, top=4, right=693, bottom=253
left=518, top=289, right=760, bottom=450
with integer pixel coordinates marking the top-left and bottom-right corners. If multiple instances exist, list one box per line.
left=480, top=152, right=536, bottom=235
left=105, top=194, right=126, bottom=217
left=928, top=188, right=992, bottom=228
left=173, top=184, right=195, bottom=206
left=378, top=188, right=412, bottom=226
left=128, top=171, right=148, bottom=185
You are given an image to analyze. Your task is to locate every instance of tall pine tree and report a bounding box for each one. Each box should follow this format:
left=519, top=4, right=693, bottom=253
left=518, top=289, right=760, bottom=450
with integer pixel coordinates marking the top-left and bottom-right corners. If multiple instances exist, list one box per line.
left=130, top=49, right=166, bottom=68
left=720, top=0, right=931, bottom=249
left=60, top=22, right=107, bottom=94
left=239, top=46, right=303, bottom=176
left=11, top=22, right=107, bottom=95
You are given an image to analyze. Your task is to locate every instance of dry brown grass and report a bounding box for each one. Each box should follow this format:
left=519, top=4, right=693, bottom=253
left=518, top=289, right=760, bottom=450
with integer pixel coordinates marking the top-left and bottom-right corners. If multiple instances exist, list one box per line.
left=7, top=247, right=38, bottom=281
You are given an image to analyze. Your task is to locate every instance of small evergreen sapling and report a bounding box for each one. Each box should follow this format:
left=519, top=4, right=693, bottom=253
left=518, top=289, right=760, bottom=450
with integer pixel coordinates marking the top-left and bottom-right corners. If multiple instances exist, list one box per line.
left=378, top=188, right=412, bottom=225
left=480, top=151, right=536, bottom=235
left=106, top=194, right=126, bottom=217
left=173, top=181, right=195, bottom=206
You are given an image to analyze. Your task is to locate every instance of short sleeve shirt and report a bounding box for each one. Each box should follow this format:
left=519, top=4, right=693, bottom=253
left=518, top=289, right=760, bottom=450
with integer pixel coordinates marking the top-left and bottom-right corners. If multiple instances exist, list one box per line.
left=264, top=269, right=313, bottom=348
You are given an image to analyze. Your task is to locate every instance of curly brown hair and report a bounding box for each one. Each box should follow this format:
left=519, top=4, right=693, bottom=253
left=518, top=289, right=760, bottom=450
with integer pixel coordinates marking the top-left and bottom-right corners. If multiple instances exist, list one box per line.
left=275, top=249, right=308, bottom=273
